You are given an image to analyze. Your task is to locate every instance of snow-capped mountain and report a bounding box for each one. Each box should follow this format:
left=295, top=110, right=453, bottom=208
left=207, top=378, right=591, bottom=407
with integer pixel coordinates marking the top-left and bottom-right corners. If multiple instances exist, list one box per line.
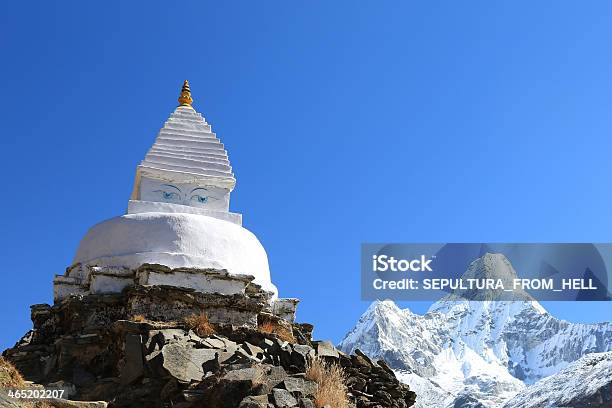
left=339, top=253, right=612, bottom=407
left=504, top=351, right=612, bottom=408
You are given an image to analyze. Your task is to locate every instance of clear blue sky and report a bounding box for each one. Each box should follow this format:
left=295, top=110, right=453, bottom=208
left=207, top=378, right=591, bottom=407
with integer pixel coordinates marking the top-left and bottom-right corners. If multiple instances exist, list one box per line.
left=1, top=1, right=611, bottom=350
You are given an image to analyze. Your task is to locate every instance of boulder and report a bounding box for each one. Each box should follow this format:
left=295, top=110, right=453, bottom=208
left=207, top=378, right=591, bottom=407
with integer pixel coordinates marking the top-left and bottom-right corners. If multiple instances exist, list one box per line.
left=315, top=341, right=339, bottom=359
left=291, top=345, right=314, bottom=369
left=265, top=365, right=289, bottom=390
left=239, top=395, right=268, bottom=408
left=299, top=398, right=316, bottom=408
left=282, top=377, right=317, bottom=396
left=272, top=388, right=298, bottom=407
left=120, top=334, right=144, bottom=384
left=242, top=342, right=264, bottom=360
left=161, top=343, right=218, bottom=382
left=223, top=366, right=265, bottom=386
left=347, top=376, right=367, bottom=391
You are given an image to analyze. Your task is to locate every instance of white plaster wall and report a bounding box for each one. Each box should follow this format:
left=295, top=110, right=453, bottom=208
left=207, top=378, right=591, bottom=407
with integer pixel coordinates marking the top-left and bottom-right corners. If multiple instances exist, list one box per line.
left=90, top=274, right=134, bottom=294
left=53, top=278, right=88, bottom=302
left=139, top=270, right=248, bottom=295
left=127, top=200, right=241, bottom=225
left=139, top=177, right=230, bottom=211
left=137, top=105, right=236, bottom=191
left=73, top=212, right=277, bottom=296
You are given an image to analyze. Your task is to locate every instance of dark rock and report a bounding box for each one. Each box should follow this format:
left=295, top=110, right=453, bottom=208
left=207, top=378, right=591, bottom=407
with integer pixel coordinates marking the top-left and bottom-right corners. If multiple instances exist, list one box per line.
left=182, top=388, right=205, bottom=402
left=240, top=395, right=269, bottom=408
left=72, top=365, right=96, bottom=387
left=272, top=388, right=298, bottom=407
left=202, top=352, right=221, bottom=375
left=119, top=334, right=143, bottom=384
left=299, top=398, right=316, bottom=408
left=387, top=386, right=404, bottom=399
left=260, top=338, right=275, bottom=351
left=373, top=390, right=392, bottom=405
left=242, top=341, right=264, bottom=360
left=376, top=359, right=394, bottom=375
left=223, top=366, right=265, bottom=386
left=161, top=342, right=217, bottom=382
left=291, top=344, right=314, bottom=369
left=315, top=341, right=339, bottom=359
left=347, top=376, right=367, bottom=391
left=282, top=377, right=317, bottom=396
left=351, top=354, right=372, bottom=369
left=266, top=365, right=289, bottom=390
left=279, top=343, right=294, bottom=368
left=159, top=378, right=179, bottom=400
left=354, top=349, right=374, bottom=367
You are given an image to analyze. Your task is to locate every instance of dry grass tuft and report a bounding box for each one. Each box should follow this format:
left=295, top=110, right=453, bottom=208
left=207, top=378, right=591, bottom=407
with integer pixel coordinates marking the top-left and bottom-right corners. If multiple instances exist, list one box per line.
left=0, top=356, right=25, bottom=388
left=184, top=313, right=216, bottom=337
left=305, top=356, right=349, bottom=408
left=258, top=320, right=295, bottom=343
left=131, top=314, right=146, bottom=323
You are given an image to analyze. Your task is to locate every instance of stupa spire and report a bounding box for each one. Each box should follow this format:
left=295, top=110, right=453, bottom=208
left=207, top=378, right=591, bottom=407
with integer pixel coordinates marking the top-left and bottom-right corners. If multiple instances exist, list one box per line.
left=178, top=79, right=193, bottom=107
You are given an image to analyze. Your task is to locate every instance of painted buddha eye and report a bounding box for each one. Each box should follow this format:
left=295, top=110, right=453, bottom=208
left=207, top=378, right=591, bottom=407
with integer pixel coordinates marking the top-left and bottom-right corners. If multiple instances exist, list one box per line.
left=154, top=190, right=180, bottom=201
left=191, top=195, right=208, bottom=203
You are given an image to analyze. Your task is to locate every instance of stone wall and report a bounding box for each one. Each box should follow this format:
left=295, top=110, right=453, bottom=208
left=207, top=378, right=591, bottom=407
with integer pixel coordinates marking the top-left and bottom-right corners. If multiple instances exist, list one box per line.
left=53, top=265, right=297, bottom=324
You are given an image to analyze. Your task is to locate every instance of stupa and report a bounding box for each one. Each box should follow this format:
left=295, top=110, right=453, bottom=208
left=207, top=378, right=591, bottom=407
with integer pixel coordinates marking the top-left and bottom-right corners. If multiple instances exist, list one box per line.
left=54, top=81, right=285, bottom=309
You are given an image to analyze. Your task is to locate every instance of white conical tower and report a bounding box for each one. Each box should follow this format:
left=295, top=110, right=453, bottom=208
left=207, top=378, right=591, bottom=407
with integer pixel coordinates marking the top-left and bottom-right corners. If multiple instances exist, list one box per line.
left=129, top=81, right=239, bottom=221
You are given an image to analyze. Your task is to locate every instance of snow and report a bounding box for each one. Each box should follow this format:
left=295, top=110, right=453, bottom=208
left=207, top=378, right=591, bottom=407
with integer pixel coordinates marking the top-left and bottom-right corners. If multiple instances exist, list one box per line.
left=504, top=352, right=612, bottom=408
left=395, top=370, right=453, bottom=408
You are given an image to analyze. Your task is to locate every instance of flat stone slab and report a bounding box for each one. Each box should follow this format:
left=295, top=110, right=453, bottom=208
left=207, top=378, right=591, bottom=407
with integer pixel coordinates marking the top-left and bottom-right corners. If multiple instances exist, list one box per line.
left=120, top=334, right=144, bottom=384
left=161, top=343, right=218, bottom=382
left=283, top=377, right=318, bottom=396
left=272, top=388, right=298, bottom=407
left=315, top=340, right=339, bottom=359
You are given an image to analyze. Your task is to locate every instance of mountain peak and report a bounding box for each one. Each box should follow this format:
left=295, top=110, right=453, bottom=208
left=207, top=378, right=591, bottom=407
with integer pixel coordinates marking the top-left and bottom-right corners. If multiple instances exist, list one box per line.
left=464, top=252, right=519, bottom=281
left=440, top=252, right=537, bottom=302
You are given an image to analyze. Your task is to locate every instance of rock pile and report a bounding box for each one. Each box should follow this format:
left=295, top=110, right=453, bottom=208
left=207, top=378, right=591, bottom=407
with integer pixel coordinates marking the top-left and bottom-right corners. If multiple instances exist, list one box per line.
left=3, top=269, right=416, bottom=408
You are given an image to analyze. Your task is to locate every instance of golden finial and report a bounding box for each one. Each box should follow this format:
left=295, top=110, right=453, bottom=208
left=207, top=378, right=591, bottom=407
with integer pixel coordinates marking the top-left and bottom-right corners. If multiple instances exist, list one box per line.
left=178, top=80, right=193, bottom=107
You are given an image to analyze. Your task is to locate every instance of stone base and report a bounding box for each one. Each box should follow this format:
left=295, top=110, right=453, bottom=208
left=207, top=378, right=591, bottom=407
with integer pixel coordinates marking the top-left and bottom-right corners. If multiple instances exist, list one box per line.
left=3, top=289, right=416, bottom=408
left=53, top=265, right=298, bottom=323
left=53, top=264, right=299, bottom=326
left=54, top=264, right=260, bottom=300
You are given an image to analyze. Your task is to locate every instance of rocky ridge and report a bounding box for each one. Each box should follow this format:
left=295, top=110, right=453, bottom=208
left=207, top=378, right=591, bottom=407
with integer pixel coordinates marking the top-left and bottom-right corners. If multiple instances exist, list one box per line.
left=503, top=351, right=612, bottom=408
left=3, top=266, right=416, bottom=408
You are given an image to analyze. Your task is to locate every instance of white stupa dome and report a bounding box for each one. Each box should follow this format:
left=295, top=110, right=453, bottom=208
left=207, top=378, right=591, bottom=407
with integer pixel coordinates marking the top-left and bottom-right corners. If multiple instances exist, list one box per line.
left=73, top=212, right=276, bottom=295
